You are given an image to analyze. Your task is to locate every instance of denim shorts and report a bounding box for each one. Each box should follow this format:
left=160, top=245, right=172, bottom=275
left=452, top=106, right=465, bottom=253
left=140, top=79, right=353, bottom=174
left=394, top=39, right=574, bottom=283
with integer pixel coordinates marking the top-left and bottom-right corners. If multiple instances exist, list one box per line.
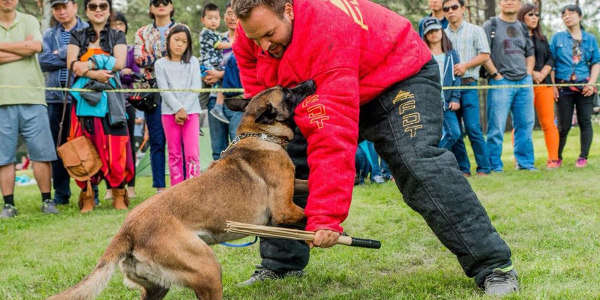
left=0, top=104, right=57, bottom=165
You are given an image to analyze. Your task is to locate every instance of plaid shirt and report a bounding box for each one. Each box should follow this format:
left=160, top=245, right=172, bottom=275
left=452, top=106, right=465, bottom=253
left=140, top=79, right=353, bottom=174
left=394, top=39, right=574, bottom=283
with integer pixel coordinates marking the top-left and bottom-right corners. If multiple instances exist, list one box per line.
left=445, top=20, right=490, bottom=80
left=134, top=20, right=178, bottom=79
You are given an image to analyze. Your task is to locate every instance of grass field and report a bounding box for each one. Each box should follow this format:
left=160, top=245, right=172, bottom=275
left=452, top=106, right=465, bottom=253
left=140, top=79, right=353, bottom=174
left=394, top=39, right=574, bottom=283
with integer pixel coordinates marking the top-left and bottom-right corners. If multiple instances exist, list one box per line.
left=1, top=127, right=599, bottom=299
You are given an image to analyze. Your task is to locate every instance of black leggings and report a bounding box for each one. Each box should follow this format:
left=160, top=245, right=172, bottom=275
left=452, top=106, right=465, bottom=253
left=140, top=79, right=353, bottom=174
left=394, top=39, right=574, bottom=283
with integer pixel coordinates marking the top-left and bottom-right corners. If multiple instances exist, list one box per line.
left=556, top=91, right=594, bottom=159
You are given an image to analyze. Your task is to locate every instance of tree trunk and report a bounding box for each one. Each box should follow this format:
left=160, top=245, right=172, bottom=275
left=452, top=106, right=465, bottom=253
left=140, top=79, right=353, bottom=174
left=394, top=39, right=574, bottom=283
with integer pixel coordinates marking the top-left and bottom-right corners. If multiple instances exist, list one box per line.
left=485, top=0, right=496, bottom=20
left=39, top=0, right=52, bottom=31
left=534, top=0, right=542, bottom=14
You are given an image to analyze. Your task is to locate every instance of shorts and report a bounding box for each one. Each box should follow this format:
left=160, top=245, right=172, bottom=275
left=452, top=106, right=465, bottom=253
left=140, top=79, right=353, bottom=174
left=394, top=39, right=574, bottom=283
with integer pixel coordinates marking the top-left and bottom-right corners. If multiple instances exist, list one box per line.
left=0, top=104, right=57, bottom=165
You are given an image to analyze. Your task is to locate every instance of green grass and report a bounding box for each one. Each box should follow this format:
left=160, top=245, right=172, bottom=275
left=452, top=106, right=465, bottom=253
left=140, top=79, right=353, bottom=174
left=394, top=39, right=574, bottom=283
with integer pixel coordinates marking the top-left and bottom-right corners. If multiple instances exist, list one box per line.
left=1, top=127, right=600, bottom=299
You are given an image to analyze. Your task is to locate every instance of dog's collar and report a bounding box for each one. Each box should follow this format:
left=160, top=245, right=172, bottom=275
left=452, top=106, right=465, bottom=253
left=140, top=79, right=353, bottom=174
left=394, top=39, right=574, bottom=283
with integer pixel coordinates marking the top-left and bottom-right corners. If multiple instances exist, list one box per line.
left=221, top=132, right=289, bottom=156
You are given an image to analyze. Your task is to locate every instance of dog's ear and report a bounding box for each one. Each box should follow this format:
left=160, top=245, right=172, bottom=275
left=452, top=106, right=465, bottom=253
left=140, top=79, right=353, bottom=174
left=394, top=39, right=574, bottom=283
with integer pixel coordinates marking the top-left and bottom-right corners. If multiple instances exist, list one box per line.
left=224, top=97, right=251, bottom=112
left=254, top=102, right=278, bottom=124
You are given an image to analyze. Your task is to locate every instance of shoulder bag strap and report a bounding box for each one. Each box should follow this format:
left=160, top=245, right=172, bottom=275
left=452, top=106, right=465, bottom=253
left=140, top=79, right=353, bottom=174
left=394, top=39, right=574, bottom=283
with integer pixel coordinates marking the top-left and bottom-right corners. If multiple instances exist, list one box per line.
left=489, top=17, right=497, bottom=51
left=56, top=60, right=76, bottom=150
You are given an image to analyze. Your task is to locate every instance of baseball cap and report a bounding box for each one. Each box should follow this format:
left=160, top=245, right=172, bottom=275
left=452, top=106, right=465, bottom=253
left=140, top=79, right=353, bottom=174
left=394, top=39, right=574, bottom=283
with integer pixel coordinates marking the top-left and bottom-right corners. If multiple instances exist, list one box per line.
left=422, top=17, right=442, bottom=35
left=50, top=0, right=71, bottom=7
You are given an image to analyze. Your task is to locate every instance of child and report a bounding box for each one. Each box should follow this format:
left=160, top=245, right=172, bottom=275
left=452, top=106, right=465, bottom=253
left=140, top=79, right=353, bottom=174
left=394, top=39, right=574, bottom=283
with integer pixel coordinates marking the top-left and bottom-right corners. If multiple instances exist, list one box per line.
left=155, top=25, right=202, bottom=186
left=199, top=3, right=232, bottom=124
left=422, top=17, right=462, bottom=151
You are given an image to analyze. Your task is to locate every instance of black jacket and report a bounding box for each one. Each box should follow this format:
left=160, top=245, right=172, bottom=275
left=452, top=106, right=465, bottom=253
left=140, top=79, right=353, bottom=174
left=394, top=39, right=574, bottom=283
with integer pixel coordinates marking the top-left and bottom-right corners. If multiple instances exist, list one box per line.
left=533, top=34, right=554, bottom=85
left=70, top=24, right=126, bottom=60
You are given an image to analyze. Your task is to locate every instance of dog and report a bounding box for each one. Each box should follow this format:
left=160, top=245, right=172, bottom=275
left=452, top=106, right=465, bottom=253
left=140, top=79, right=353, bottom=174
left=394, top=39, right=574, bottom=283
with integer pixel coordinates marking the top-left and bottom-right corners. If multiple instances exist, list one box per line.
left=48, top=80, right=317, bottom=300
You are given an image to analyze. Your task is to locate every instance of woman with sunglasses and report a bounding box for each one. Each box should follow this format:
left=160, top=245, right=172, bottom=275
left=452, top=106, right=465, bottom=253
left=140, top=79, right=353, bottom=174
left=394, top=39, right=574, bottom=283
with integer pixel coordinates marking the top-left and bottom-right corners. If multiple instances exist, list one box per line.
left=66, top=0, right=134, bottom=212
left=549, top=4, right=600, bottom=168
left=517, top=4, right=560, bottom=169
left=134, top=0, right=177, bottom=193
left=100, top=11, right=141, bottom=200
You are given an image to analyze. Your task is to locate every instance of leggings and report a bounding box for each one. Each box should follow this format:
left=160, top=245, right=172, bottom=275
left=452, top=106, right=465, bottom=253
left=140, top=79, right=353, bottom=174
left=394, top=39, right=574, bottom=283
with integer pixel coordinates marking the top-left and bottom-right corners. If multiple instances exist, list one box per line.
left=161, top=114, right=200, bottom=186
left=533, top=86, right=559, bottom=161
left=556, top=91, right=594, bottom=160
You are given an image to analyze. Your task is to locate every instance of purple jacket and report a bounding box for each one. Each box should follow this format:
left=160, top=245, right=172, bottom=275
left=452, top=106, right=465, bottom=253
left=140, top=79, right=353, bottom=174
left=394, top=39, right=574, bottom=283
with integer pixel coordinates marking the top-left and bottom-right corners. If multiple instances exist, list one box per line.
left=120, top=46, right=141, bottom=89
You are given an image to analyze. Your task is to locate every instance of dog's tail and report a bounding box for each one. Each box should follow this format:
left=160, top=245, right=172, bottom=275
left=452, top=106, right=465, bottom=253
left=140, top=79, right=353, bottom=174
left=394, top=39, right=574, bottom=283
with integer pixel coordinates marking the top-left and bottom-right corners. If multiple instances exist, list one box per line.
left=47, top=231, right=131, bottom=300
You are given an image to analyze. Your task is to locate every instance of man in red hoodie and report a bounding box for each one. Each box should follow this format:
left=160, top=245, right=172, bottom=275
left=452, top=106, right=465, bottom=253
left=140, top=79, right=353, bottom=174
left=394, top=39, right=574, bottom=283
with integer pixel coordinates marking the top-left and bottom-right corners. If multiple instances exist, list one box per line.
left=232, top=0, right=518, bottom=295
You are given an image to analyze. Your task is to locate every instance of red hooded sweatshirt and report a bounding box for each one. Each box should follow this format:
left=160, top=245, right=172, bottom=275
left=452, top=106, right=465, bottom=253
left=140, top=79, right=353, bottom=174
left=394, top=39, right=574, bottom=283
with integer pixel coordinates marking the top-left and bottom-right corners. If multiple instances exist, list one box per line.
left=234, top=0, right=432, bottom=233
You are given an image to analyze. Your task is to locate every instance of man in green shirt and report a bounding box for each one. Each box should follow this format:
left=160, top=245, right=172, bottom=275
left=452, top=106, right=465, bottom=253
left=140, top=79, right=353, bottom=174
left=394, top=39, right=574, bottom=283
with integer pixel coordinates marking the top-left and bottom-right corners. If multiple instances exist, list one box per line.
left=0, top=0, right=59, bottom=218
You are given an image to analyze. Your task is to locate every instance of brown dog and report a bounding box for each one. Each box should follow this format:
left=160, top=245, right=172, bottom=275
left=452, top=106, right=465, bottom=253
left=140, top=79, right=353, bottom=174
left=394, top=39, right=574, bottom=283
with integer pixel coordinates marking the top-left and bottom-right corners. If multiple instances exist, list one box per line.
left=48, top=80, right=316, bottom=300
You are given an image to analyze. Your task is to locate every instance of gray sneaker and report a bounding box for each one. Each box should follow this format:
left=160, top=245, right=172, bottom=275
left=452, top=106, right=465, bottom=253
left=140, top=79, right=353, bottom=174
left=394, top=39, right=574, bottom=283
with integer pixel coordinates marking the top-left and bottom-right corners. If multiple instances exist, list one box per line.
left=238, top=265, right=303, bottom=286
left=483, top=268, right=519, bottom=296
left=41, top=199, right=59, bottom=214
left=372, top=175, right=385, bottom=184
left=210, top=107, right=230, bottom=124
left=0, top=204, right=18, bottom=218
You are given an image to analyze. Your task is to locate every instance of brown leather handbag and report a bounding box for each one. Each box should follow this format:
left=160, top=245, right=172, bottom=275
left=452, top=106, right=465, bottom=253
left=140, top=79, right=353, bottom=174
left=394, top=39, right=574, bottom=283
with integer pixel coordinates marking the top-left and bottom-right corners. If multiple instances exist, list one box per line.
left=56, top=62, right=102, bottom=182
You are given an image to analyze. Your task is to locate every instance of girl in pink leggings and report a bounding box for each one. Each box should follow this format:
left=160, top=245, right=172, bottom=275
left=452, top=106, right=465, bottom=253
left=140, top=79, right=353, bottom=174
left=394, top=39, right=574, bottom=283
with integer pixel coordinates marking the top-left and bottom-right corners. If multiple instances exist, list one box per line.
left=154, top=25, right=202, bottom=186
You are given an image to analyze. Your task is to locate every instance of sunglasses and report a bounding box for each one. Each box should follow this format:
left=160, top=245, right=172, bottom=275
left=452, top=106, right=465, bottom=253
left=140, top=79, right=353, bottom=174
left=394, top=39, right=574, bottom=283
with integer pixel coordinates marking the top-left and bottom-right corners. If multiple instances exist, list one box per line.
left=151, top=0, right=171, bottom=7
left=527, top=12, right=540, bottom=17
left=87, top=2, right=108, bottom=11
left=443, top=4, right=460, bottom=12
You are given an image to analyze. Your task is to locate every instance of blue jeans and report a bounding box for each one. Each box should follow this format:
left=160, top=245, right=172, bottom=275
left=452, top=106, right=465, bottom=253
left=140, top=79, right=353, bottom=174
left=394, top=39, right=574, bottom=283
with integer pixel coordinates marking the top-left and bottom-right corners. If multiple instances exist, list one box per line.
left=207, top=97, right=243, bottom=160
left=48, top=102, right=71, bottom=203
left=355, top=145, right=370, bottom=184
left=451, top=82, right=491, bottom=174
left=380, top=160, right=390, bottom=178
left=439, top=109, right=461, bottom=150
left=486, top=76, right=535, bottom=171
left=357, top=141, right=382, bottom=180
left=145, top=96, right=166, bottom=188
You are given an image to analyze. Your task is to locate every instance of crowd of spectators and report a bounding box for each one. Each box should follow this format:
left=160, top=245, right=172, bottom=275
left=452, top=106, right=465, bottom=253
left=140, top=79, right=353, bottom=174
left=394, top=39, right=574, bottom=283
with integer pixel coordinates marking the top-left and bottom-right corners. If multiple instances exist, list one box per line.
left=3, top=0, right=597, bottom=295
left=1, top=0, right=599, bottom=224
left=0, top=0, right=246, bottom=217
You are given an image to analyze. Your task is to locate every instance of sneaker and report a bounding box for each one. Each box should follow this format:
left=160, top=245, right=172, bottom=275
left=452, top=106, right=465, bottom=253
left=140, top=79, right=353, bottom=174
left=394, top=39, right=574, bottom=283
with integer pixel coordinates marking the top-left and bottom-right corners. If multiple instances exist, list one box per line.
left=210, top=107, right=230, bottom=124
left=575, top=157, right=587, bottom=168
left=41, top=199, right=59, bottom=214
left=127, top=186, right=136, bottom=198
left=0, top=204, right=18, bottom=218
left=482, top=268, right=519, bottom=296
left=516, top=164, right=538, bottom=171
left=104, top=189, right=113, bottom=200
left=372, top=175, right=385, bottom=184
left=556, top=159, right=562, bottom=168
left=238, top=265, right=303, bottom=286
left=546, top=160, right=561, bottom=169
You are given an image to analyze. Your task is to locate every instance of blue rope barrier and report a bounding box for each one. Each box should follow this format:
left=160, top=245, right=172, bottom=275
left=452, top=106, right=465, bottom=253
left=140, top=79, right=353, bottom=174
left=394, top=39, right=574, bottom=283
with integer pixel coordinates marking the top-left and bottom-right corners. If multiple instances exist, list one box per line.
left=220, top=236, right=258, bottom=248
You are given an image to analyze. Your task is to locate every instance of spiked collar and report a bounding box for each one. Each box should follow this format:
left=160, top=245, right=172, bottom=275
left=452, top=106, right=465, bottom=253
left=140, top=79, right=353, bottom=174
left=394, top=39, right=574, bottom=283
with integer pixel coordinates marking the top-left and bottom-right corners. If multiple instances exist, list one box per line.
left=221, top=132, right=289, bottom=156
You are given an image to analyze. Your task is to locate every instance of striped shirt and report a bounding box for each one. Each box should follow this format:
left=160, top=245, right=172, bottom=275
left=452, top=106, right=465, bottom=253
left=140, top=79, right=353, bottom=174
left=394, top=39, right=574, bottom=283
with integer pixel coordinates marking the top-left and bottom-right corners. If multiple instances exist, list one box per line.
left=58, top=29, right=71, bottom=83
left=445, top=20, right=490, bottom=80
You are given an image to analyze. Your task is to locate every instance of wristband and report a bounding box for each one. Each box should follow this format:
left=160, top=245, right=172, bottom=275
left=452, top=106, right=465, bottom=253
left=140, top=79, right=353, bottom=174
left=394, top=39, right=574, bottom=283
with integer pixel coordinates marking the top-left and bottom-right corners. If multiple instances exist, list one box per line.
left=490, top=72, right=499, bottom=79
left=88, top=60, right=94, bottom=70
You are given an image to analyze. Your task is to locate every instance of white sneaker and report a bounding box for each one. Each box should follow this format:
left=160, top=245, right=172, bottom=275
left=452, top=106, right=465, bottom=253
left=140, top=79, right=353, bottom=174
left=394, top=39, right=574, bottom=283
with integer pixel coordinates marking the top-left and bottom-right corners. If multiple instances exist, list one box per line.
left=127, top=186, right=136, bottom=198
